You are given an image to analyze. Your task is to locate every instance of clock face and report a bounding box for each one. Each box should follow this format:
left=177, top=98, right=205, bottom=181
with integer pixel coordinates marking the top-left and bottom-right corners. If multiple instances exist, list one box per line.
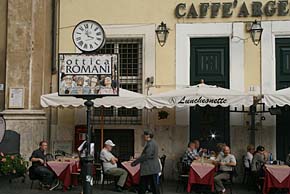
left=72, top=20, right=105, bottom=52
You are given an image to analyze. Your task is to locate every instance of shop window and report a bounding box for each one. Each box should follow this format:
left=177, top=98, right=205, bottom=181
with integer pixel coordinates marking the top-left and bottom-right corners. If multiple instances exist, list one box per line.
left=93, top=38, right=143, bottom=125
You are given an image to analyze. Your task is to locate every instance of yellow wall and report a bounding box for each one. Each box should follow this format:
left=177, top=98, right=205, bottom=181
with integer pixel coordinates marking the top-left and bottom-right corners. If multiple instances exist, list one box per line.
left=59, top=0, right=289, bottom=92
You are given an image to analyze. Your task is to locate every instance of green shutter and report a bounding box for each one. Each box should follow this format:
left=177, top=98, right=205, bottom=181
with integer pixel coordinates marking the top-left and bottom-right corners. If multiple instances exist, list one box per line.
left=275, top=38, right=290, bottom=160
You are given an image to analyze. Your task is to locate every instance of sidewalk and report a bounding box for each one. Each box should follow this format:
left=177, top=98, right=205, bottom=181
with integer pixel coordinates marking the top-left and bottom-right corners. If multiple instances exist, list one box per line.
left=0, top=176, right=256, bottom=194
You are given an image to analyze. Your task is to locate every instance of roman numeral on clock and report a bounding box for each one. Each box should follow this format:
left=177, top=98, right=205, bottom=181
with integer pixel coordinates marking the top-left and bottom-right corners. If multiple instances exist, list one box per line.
left=78, top=41, right=84, bottom=47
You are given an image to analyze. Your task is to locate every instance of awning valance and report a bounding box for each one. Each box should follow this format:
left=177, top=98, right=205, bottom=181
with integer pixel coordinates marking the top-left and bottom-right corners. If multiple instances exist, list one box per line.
left=263, top=87, right=290, bottom=107
left=147, top=84, right=253, bottom=109
left=41, top=88, right=149, bottom=109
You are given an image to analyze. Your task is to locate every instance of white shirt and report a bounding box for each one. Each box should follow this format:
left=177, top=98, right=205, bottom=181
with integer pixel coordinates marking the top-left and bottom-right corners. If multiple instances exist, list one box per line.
left=100, top=148, right=117, bottom=172
left=244, top=152, right=253, bottom=168
left=77, top=141, right=94, bottom=158
left=216, top=154, right=236, bottom=172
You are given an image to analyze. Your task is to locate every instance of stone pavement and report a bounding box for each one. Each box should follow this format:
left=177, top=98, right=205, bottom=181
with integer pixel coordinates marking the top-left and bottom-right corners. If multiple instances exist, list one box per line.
left=0, top=176, right=256, bottom=194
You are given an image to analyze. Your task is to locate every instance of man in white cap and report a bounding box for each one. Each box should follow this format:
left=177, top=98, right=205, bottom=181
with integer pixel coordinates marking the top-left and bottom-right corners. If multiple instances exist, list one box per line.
left=100, top=140, right=128, bottom=192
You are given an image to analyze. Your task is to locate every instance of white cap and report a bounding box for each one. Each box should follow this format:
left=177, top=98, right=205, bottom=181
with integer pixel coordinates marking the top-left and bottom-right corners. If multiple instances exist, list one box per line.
left=104, top=140, right=115, bottom=147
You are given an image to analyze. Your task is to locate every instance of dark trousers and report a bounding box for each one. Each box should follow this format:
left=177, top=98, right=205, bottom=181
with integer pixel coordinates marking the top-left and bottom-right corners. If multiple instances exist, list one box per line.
left=138, top=174, right=160, bottom=194
left=33, top=166, right=55, bottom=185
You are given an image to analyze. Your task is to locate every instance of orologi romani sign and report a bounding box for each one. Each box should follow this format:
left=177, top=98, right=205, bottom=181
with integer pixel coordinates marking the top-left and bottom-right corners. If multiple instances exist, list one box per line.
left=175, top=0, right=290, bottom=18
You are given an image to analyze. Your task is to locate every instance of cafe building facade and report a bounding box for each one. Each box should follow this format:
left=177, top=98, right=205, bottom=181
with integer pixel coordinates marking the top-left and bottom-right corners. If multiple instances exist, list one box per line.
left=1, top=0, right=290, bottom=179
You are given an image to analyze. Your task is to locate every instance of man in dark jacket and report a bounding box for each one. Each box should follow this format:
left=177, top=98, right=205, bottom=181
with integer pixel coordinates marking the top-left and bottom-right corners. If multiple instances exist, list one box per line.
left=30, top=141, right=58, bottom=190
left=132, top=131, right=161, bottom=194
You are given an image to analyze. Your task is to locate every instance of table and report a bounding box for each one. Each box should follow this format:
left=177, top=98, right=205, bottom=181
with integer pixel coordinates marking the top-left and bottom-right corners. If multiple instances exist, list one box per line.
left=121, top=161, right=140, bottom=187
left=263, top=165, right=290, bottom=194
left=46, top=160, right=79, bottom=191
left=187, top=162, right=216, bottom=193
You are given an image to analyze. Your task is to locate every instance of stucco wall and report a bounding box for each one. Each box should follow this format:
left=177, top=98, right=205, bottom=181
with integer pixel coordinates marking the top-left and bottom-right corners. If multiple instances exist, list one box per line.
left=0, top=0, right=53, bottom=158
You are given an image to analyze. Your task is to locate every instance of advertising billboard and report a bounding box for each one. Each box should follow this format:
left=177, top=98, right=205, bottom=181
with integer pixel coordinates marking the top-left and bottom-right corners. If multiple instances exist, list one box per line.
left=58, top=54, right=118, bottom=97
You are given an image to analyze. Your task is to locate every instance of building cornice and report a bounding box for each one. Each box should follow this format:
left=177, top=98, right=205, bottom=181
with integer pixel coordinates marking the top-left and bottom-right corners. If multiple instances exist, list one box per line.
left=0, top=109, right=47, bottom=120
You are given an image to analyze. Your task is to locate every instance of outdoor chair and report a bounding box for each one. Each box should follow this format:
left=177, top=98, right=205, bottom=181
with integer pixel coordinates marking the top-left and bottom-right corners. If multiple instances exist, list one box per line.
left=242, top=155, right=252, bottom=187
left=159, top=155, right=166, bottom=181
left=176, top=160, right=189, bottom=192
left=28, top=166, right=41, bottom=190
left=45, top=153, right=54, bottom=161
left=100, top=161, right=117, bottom=190
left=254, top=162, right=265, bottom=194
left=221, top=169, right=235, bottom=194
left=94, top=163, right=102, bottom=185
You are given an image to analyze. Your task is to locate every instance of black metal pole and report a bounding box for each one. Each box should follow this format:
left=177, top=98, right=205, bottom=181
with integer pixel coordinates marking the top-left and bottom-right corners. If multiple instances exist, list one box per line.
left=83, top=99, right=94, bottom=194
left=249, top=105, right=256, bottom=145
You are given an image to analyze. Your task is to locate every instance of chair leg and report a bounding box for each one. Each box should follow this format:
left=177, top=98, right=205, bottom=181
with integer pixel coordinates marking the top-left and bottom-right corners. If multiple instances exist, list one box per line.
left=30, top=181, right=34, bottom=189
left=242, top=173, right=246, bottom=184
left=101, top=176, right=104, bottom=190
left=175, top=179, right=179, bottom=192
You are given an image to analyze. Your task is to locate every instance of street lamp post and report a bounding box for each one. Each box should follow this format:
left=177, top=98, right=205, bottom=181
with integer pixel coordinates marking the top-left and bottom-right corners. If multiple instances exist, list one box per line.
left=83, top=99, right=94, bottom=194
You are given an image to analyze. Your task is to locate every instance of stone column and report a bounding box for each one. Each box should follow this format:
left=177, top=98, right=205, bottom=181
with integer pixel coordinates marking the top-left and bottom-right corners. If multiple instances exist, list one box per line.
left=0, top=0, right=8, bottom=111
left=0, top=0, right=53, bottom=158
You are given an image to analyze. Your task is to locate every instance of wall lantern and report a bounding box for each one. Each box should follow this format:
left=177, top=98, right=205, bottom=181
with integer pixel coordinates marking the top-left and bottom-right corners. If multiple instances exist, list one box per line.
left=250, top=20, right=263, bottom=46
left=155, top=22, right=169, bottom=47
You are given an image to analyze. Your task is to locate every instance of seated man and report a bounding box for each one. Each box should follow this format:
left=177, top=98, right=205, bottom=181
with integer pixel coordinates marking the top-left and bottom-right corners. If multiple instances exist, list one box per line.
left=100, top=140, right=128, bottom=192
left=29, top=141, right=58, bottom=189
left=286, top=153, right=290, bottom=166
left=182, top=141, right=199, bottom=171
left=213, top=146, right=236, bottom=194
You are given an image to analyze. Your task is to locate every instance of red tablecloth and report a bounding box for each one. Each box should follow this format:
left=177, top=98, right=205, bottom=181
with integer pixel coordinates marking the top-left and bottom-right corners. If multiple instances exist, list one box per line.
left=121, top=161, right=140, bottom=187
left=47, top=161, right=79, bottom=191
left=263, top=165, right=290, bottom=194
left=187, top=163, right=216, bottom=193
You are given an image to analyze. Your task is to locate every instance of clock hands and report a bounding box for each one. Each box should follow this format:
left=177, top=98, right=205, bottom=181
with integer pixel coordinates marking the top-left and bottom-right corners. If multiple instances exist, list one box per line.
left=85, top=30, right=94, bottom=41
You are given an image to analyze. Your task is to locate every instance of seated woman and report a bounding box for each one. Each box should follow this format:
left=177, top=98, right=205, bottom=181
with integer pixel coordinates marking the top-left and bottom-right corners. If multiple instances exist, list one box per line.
left=251, top=145, right=266, bottom=191
left=251, top=145, right=266, bottom=175
left=244, top=144, right=255, bottom=169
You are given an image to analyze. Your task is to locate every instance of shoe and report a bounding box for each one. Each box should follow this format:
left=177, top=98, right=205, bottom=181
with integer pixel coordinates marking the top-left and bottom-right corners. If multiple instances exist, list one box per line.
left=49, top=180, right=60, bottom=191
left=115, top=186, right=123, bottom=192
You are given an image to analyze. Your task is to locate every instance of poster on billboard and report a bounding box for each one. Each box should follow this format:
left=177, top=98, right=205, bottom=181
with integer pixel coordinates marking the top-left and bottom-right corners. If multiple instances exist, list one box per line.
left=58, top=53, right=119, bottom=97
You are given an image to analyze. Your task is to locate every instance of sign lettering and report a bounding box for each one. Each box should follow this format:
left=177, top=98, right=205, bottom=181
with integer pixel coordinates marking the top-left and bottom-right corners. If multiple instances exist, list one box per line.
left=175, top=0, right=290, bottom=18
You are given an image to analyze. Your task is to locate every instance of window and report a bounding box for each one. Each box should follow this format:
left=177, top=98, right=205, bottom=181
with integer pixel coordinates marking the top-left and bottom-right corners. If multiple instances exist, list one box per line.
left=92, top=38, right=143, bottom=125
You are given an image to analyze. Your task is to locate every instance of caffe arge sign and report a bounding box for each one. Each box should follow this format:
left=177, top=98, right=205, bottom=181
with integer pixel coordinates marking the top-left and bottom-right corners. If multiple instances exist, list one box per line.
left=175, top=0, right=290, bottom=19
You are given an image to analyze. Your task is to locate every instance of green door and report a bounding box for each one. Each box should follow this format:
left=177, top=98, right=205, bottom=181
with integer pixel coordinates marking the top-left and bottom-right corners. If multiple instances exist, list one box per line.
left=190, top=38, right=230, bottom=151
left=275, top=38, right=290, bottom=160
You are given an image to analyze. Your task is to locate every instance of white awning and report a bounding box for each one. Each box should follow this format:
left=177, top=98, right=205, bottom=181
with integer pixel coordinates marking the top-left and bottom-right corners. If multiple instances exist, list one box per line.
left=263, top=87, right=290, bottom=107
left=147, top=84, right=253, bottom=108
left=41, top=88, right=148, bottom=109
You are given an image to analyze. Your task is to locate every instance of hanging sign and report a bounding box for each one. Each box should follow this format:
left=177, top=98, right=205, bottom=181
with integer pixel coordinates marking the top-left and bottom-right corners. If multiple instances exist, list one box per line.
left=58, top=53, right=119, bottom=97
